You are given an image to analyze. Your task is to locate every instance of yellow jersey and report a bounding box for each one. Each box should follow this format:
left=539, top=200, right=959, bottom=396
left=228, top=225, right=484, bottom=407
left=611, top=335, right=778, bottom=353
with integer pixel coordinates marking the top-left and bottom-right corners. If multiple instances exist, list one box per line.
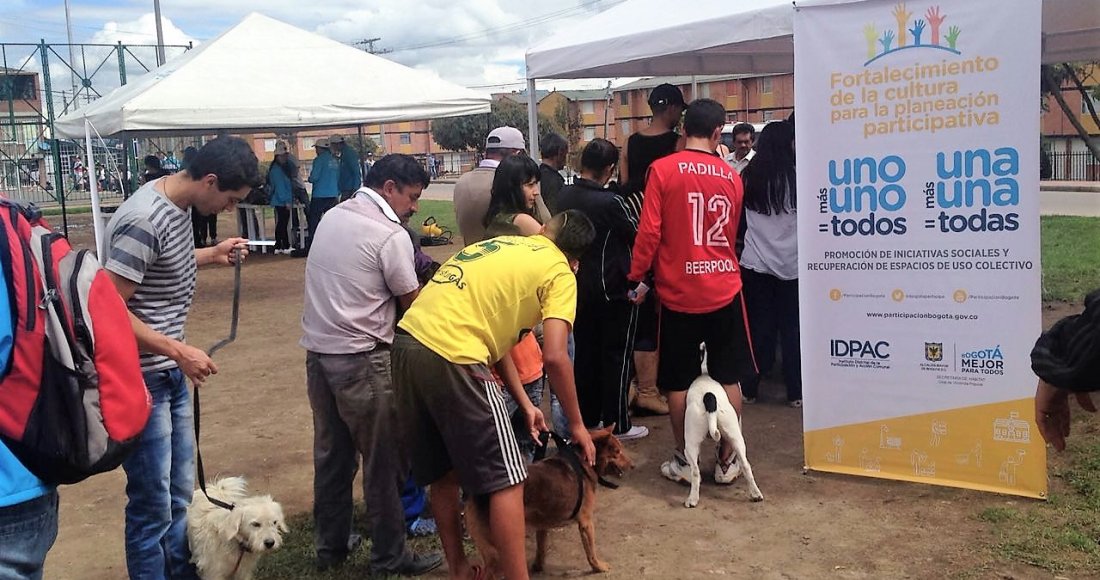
left=399, top=235, right=577, bottom=365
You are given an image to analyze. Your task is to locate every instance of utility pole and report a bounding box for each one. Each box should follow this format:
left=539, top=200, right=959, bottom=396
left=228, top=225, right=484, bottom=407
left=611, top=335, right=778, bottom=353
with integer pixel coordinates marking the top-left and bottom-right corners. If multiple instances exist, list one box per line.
left=153, top=0, right=166, bottom=66
left=353, top=38, right=392, bottom=55
left=603, top=80, right=613, bottom=139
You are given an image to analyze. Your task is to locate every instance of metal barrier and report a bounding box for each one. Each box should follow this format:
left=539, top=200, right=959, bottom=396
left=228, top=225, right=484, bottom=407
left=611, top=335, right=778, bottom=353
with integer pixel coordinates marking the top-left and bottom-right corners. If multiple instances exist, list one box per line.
left=1048, top=150, right=1100, bottom=181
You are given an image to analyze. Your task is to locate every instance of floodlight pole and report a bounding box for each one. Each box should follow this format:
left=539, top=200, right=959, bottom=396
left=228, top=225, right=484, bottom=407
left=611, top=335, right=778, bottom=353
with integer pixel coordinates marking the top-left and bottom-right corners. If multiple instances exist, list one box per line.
left=64, top=0, right=79, bottom=109
left=527, top=79, right=540, bottom=160
left=154, top=0, right=166, bottom=66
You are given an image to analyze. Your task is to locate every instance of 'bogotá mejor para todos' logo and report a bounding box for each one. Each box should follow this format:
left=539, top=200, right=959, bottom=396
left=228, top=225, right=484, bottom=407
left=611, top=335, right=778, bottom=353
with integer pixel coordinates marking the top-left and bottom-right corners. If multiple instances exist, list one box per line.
left=863, top=3, right=961, bottom=66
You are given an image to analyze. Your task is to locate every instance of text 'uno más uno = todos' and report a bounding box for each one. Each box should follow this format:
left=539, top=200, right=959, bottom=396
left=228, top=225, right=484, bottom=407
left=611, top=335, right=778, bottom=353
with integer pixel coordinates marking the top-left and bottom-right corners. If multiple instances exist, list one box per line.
left=817, top=147, right=1020, bottom=237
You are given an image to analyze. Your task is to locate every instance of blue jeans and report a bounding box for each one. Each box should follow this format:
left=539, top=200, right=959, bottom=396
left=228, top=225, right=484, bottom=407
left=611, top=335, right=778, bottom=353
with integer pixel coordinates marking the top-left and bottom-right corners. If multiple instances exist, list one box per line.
left=122, top=368, right=198, bottom=580
left=549, top=333, right=576, bottom=436
left=0, top=491, right=58, bottom=580
left=502, top=377, right=546, bottom=462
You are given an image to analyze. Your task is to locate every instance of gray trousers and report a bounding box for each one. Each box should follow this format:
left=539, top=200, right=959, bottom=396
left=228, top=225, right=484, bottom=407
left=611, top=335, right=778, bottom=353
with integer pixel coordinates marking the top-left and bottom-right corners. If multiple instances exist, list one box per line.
left=306, top=349, right=411, bottom=570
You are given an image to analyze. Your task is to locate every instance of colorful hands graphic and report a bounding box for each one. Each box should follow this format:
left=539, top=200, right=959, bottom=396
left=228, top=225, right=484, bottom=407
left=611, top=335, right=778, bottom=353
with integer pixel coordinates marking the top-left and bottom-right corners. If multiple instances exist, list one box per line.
left=945, top=25, right=961, bottom=49
left=909, top=19, right=926, bottom=45
left=925, top=6, right=946, bottom=45
left=864, top=23, right=879, bottom=59
left=880, top=29, right=895, bottom=52
left=892, top=3, right=912, bottom=47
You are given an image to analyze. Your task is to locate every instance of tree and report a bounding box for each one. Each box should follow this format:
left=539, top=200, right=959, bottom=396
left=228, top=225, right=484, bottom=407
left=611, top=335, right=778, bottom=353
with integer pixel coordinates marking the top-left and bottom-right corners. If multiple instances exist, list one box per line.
left=552, top=99, right=584, bottom=168
left=430, top=99, right=555, bottom=153
left=346, top=133, right=380, bottom=156
left=1041, top=62, right=1100, bottom=163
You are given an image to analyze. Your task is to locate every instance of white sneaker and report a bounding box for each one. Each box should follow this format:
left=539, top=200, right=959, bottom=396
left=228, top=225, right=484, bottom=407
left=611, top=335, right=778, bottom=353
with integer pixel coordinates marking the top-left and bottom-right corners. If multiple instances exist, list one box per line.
left=660, top=450, right=690, bottom=484
left=617, top=425, right=649, bottom=441
left=714, top=451, right=742, bottom=484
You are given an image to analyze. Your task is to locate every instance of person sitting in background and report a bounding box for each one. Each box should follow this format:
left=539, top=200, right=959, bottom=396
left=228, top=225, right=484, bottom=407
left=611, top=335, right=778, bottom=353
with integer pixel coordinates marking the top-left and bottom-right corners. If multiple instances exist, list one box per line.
left=555, top=138, right=648, bottom=440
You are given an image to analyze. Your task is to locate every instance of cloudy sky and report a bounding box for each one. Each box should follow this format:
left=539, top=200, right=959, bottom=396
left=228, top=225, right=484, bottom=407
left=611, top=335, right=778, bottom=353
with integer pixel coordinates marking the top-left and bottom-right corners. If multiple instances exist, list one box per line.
left=0, top=0, right=626, bottom=92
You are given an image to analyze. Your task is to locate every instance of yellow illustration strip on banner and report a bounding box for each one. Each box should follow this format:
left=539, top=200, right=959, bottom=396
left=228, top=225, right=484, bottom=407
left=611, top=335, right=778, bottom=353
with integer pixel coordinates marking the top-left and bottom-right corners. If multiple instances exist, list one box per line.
left=804, top=398, right=1047, bottom=499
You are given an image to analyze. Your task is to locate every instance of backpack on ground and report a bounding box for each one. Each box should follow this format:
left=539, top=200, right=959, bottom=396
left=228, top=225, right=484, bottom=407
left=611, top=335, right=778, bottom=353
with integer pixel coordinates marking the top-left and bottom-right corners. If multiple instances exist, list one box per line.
left=0, top=198, right=150, bottom=485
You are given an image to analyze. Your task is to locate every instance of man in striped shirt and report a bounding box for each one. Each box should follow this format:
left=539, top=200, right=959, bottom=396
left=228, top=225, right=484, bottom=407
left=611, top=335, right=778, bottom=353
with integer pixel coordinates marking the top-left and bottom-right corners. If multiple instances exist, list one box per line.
left=105, top=136, right=259, bottom=580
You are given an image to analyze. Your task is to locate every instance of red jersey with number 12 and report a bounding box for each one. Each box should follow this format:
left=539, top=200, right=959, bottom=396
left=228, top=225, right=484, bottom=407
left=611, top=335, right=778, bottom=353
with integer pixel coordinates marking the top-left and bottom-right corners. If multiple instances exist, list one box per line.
left=628, top=149, right=744, bottom=314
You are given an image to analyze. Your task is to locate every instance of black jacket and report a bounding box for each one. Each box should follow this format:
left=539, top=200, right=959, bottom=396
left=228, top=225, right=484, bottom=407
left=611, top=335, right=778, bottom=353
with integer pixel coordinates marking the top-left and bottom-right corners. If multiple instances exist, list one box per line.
left=540, top=163, right=566, bottom=214
left=555, top=178, right=637, bottom=305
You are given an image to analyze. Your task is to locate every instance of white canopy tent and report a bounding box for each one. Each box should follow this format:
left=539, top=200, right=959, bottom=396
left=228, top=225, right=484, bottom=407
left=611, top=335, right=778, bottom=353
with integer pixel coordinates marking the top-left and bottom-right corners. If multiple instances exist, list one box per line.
left=54, top=12, right=491, bottom=257
left=523, top=0, right=1100, bottom=156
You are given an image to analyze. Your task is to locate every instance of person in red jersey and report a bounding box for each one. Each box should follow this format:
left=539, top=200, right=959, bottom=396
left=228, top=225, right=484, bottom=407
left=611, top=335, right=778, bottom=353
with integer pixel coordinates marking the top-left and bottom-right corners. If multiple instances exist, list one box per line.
left=627, top=98, right=757, bottom=487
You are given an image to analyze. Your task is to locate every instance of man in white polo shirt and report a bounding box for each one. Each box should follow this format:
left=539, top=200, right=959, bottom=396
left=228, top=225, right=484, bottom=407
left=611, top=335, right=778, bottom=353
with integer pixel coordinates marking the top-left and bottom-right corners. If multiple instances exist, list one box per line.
left=300, top=154, right=442, bottom=576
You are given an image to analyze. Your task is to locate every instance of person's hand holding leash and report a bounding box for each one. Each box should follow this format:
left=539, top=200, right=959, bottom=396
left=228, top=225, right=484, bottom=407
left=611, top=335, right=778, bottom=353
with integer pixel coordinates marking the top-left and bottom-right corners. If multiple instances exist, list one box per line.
left=211, top=237, right=249, bottom=266
left=570, top=424, right=596, bottom=466
left=1035, top=379, right=1097, bottom=451
left=175, top=342, right=219, bottom=387
left=524, top=405, right=548, bottom=444
left=627, top=281, right=649, bottom=305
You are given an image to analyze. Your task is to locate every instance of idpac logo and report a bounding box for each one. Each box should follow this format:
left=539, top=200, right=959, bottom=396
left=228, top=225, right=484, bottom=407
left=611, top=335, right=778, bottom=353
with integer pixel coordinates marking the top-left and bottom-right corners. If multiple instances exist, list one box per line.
left=831, top=339, right=891, bottom=359
left=863, top=4, right=962, bottom=66
left=960, top=344, right=1004, bottom=375
left=924, top=342, right=943, bottom=362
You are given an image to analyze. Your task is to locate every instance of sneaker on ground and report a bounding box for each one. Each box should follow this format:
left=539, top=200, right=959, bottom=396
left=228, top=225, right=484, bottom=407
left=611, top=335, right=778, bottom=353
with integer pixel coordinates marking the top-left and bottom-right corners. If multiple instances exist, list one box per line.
left=408, top=516, right=437, bottom=537
left=660, top=449, right=690, bottom=484
left=789, top=399, right=803, bottom=408
left=742, top=396, right=757, bottom=404
left=617, top=425, right=649, bottom=441
left=714, top=451, right=742, bottom=484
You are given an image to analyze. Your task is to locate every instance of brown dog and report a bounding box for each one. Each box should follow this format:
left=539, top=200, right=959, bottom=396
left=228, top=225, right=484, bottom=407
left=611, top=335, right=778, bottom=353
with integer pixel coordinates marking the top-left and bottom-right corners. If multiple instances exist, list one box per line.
left=466, top=425, right=634, bottom=576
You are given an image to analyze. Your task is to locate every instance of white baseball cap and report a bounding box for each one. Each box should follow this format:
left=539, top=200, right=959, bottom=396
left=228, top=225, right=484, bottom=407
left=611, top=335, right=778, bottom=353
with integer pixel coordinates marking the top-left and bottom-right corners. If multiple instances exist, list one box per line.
left=485, top=126, right=526, bottom=150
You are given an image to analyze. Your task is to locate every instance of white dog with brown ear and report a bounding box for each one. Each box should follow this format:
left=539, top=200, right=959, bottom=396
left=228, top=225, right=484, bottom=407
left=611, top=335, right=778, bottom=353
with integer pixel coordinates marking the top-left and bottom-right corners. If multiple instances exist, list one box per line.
left=188, top=477, right=286, bottom=580
left=683, top=347, right=764, bottom=508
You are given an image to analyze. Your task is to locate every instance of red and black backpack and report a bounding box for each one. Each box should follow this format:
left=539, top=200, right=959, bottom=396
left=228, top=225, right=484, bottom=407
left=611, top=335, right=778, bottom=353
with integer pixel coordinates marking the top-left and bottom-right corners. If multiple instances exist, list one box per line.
left=0, top=198, right=150, bottom=484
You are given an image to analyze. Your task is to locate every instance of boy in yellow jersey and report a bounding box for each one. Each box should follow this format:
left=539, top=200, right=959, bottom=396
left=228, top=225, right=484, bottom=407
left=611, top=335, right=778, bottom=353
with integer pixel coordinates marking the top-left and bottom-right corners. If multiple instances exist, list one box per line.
left=394, top=210, right=596, bottom=580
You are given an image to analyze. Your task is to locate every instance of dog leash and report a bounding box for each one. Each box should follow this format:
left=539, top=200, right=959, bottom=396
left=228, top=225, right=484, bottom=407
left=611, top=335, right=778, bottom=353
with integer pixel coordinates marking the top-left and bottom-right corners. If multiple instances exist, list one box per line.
left=192, top=248, right=242, bottom=512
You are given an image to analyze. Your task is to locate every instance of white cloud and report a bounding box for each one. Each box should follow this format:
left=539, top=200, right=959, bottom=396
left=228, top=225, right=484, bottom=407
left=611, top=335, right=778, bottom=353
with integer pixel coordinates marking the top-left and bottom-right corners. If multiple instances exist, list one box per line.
left=2, top=0, right=627, bottom=90
left=89, top=13, right=197, bottom=47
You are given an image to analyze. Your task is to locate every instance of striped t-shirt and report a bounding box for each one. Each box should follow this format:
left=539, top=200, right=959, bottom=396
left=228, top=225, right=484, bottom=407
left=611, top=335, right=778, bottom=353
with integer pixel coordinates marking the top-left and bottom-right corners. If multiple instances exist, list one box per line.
left=104, top=179, right=198, bottom=372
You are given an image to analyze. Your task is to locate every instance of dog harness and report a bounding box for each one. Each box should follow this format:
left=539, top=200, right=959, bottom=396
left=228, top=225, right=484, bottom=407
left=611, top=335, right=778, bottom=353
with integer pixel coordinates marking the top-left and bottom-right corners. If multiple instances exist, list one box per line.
left=533, top=432, right=619, bottom=521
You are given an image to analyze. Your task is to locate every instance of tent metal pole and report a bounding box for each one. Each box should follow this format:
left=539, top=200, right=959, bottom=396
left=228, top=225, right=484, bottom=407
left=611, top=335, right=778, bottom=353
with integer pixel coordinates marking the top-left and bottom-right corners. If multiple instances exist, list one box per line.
left=526, top=79, right=540, bottom=159
left=85, top=119, right=105, bottom=259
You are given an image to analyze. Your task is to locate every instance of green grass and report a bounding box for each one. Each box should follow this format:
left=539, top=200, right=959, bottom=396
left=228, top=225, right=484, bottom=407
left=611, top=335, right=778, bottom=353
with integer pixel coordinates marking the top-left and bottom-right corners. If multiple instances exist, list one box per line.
left=415, top=199, right=457, bottom=237
left=1041, top=216, right=1100, bottom=302
left=977, top=420, right=1100, bottom=573
left=254, top=506, right=457, bottom=580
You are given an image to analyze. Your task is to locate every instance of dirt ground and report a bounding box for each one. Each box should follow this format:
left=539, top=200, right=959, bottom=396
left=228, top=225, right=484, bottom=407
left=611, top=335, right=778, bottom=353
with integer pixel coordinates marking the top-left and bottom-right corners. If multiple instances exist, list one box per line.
left=40, top=212, right=1089, bottom=579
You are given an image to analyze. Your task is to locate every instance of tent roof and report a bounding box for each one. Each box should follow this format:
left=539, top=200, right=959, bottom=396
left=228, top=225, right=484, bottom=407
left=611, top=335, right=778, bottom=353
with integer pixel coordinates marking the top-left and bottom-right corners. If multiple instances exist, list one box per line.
left=55, top=13, right=491, bottom=138
left=525, top=0, right=1100, bottom=79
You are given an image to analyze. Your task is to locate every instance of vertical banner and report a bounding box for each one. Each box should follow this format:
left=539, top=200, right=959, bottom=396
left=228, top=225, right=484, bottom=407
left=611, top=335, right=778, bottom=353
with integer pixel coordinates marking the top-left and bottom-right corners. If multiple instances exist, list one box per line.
left=795, top=0, right=1045, bottom=498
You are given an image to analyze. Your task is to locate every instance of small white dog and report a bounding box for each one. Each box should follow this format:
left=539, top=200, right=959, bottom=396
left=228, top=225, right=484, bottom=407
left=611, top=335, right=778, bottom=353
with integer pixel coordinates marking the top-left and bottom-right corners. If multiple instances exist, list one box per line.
left=188, top=477, right=286, bottom=580
left=683, top=349, right=764, bottom=508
